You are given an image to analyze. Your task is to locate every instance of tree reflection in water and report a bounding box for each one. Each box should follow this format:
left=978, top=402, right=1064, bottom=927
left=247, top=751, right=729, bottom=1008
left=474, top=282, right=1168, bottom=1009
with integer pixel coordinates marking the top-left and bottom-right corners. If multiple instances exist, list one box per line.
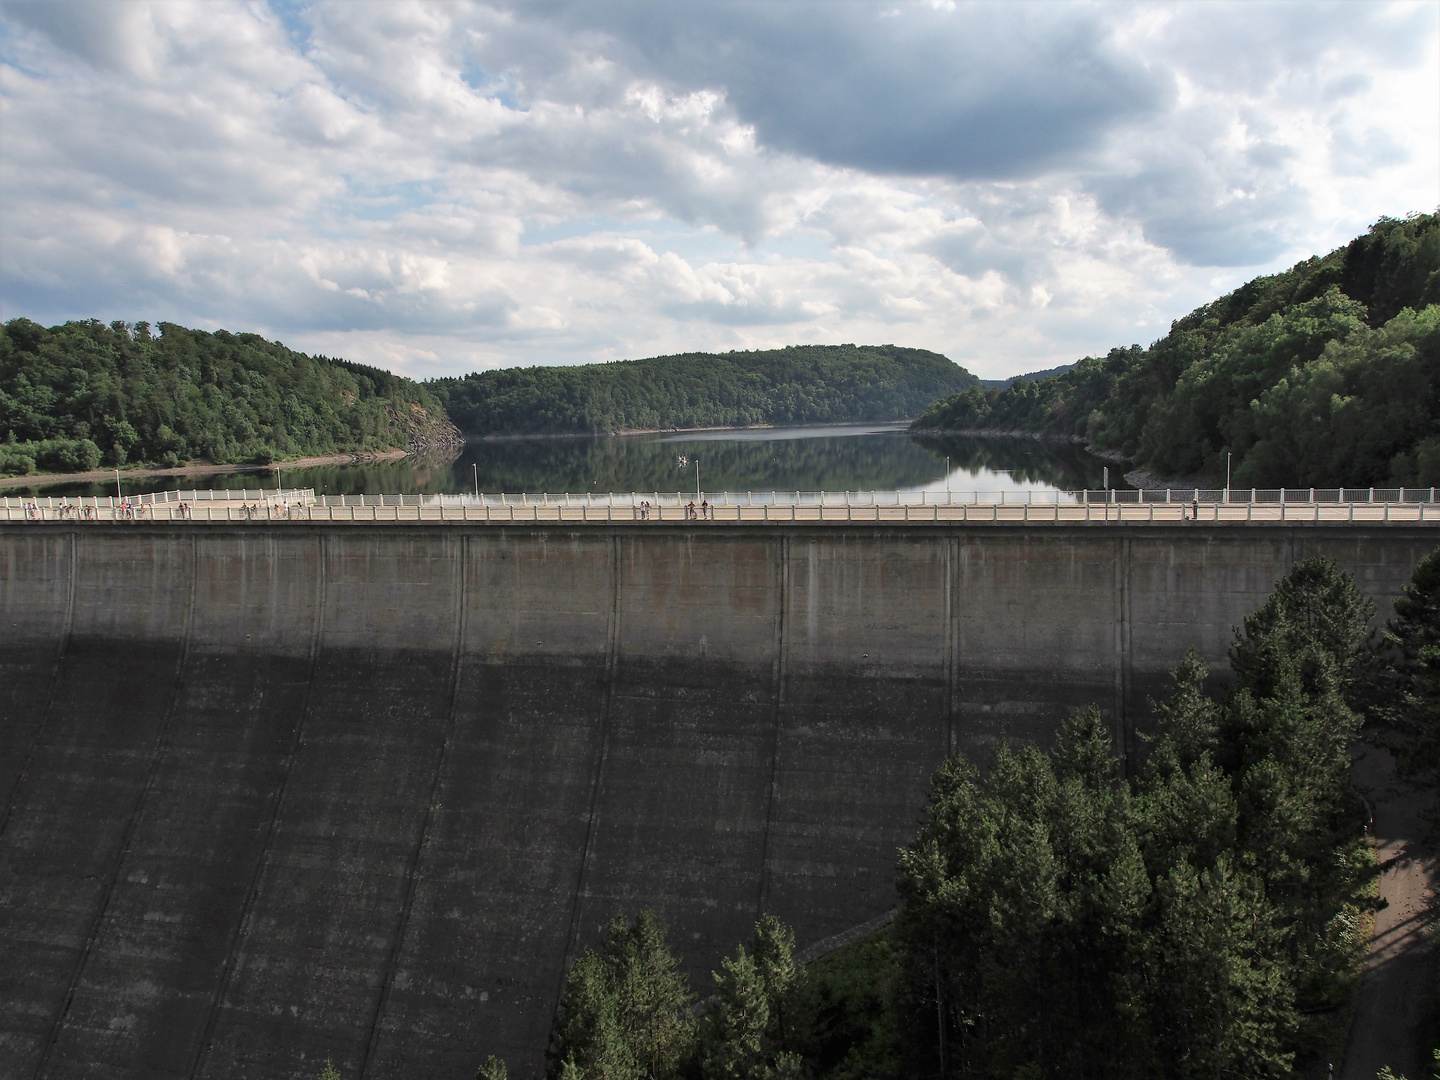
left=27, top=427, right=1124, bottom=498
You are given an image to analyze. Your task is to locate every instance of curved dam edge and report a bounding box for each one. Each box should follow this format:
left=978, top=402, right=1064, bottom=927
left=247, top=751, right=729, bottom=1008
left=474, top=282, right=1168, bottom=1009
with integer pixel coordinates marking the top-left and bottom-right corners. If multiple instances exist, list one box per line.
left=1, top=522, right=1434, bottom=1079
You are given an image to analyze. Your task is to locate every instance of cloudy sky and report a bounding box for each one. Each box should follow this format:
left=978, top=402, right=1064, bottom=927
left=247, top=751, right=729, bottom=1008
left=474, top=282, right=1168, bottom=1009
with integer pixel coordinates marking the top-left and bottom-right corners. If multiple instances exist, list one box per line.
left=1, top=1, right=1436, bottom=380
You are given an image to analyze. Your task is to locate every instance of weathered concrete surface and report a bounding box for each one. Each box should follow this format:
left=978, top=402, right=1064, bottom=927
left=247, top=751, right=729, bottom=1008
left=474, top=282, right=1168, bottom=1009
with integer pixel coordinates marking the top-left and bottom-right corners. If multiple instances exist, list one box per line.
left=0, top=522, right=1434, bottom=1079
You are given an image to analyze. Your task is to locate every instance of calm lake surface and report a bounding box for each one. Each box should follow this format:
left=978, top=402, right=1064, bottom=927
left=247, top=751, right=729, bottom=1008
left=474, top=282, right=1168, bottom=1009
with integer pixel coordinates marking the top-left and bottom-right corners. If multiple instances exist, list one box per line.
left=26, top=425, right=1126, bottom=498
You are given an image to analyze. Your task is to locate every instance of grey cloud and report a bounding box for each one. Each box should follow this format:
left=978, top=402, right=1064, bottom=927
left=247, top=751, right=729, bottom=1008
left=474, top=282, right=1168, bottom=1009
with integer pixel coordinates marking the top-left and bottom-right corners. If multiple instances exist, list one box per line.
left=484, top=1, right=1174, bottom=182
left=1152, top=1, right=1437, bottom=95
left=1089, top=150, right=1305, bottom=268
left=0, top=0, right=149, bottom=72
left=1330, top=125, right=1410, bottom=178
left=469, top=0, right=1433, bottom=267
left=1, top=0, right=1434, bottom=372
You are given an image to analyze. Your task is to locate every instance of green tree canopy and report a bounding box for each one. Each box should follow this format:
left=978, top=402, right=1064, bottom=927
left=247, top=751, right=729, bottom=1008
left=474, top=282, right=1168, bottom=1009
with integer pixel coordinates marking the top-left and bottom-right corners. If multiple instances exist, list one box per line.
left=891, top=556, right=1377, bottom=1079
left=1384, top=544, right=1440, bottom=778
left=0, top=318, right=458, bottom=476
left=703, top=915, right=808, bottom=1080
left=433, top=345, right=975, bottom=437
left=912, top=212, right=1440, bottom=487
left=549, top=910, right=697, bottom=1080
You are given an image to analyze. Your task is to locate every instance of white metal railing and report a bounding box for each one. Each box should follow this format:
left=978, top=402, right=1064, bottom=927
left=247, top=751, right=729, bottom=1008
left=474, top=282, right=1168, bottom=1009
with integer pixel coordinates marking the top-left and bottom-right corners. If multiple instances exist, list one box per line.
left=305, top=485, right=1440, bottom=508
left=0, top=487, right=313, bottom=508
left=3, top=485, right=1439, bottom=525
left=7, top=486, right=1440, bottom=514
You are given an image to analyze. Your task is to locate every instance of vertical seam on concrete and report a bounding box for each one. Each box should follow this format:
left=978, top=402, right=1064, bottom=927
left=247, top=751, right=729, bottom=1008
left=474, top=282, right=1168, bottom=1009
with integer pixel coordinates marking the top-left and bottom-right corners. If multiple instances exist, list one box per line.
left=1111, top=535, right=1128, bottom=775
left=188, top=529, right=328, bottom=1080
left=556, top=531, right=623, bottom=1024
left=756, top=531, right=790, bottom=918
left=1122, top=535, right=1134, bottom=774
left=360, top=531, right=470, bottom=1078
left=945, top=534, right=957, bottom=756
left=34, top=529, right=199, bottom=1080
left=0, top=528, right=76, bottom=843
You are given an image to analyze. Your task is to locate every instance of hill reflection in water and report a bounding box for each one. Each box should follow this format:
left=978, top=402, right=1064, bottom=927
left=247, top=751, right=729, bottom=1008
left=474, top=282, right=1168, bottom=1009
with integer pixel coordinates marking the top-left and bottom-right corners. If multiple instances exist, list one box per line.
left=32, top=426, right=1124, bottom=498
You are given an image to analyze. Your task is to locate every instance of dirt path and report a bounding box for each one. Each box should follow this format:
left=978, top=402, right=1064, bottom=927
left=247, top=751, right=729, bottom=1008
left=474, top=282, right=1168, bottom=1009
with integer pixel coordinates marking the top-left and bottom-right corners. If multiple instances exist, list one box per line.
left=1344, top=737, right=1437, bottom=1080
left=0, top=450, right=410, bottom=491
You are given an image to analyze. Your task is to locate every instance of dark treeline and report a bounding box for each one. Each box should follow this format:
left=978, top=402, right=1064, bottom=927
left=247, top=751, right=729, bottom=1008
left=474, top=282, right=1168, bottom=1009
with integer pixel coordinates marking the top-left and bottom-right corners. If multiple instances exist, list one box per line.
left=0, top=318, right=459, bottom=477
left=2, top=325, right=974, bottom=479
left=914, top=213, right=1440, bottom=487
left=431, top=346, right=975, bottom=437
left=459, top=551, right=1440, bottom=1080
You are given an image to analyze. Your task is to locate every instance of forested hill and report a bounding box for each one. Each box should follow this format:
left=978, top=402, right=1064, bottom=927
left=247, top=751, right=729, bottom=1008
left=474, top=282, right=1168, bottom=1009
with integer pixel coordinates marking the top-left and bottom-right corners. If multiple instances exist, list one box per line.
left=0, top=319, right=460, bottom=477
left=913, top=212, right=1440, bottom=487
left=431, top=345, right=975, bottom=437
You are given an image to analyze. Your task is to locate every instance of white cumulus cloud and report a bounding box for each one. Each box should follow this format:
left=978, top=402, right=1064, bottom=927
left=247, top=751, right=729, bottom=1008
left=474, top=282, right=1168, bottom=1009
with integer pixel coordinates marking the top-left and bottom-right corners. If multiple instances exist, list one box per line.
left=0, top=0, right=1435, bottom=380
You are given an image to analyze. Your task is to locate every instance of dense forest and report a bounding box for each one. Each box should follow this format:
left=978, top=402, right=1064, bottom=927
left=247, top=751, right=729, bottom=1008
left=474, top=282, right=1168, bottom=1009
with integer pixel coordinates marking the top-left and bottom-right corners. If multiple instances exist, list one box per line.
left=457, top=552, right=1427, bottom=1080
left=913, top=212, right=1440, bottom=487
left=2, top=325, right=972, bottom=479
left=430, top=345, right=975, bottom=437
left=0, top=319, right=459, bottom=477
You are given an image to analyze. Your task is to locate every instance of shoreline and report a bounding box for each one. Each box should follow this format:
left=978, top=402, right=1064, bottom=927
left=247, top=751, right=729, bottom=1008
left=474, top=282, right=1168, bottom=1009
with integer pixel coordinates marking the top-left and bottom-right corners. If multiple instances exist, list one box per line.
left=1121, top=466, right=1216, bottom=492
left=0, top=449, right=411, bottom=492
left=471, top=419, right=913, bottom=442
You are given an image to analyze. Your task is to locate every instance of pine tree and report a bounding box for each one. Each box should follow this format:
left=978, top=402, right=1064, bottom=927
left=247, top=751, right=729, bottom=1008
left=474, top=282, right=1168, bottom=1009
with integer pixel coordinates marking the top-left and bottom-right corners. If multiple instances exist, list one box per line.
left=894, top=553, right=1378, bottom=1079
left=1385, top=544, right=1440, bottom=774
left=548, top=910, right=696, bottom=1080
left=704, top=916, right=806, bottom=1080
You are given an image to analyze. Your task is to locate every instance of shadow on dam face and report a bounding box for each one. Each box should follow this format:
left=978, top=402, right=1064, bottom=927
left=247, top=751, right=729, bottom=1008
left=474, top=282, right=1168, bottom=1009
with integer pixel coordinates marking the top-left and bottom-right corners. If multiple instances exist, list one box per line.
left=0, top=522, right=1433, bottom=1079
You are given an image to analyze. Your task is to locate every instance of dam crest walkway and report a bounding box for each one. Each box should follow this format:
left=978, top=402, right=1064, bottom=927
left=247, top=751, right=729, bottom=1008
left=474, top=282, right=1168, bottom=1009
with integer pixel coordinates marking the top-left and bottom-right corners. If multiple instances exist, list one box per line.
left=6, top=486, right=1440, bottom=525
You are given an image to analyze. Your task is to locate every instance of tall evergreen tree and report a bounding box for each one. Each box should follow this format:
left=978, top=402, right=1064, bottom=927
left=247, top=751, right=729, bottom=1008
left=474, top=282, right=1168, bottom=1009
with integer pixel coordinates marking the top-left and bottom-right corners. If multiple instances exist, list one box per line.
left=1385, top=544, right=1440, bottom=775
left=893, top=708, right=1153, bottom=1080
left=549, top=910, right=697, bottom=1080
left=704, top=915, right=807, bottom=1080
left=893, top=557, right=1376, bottom=1078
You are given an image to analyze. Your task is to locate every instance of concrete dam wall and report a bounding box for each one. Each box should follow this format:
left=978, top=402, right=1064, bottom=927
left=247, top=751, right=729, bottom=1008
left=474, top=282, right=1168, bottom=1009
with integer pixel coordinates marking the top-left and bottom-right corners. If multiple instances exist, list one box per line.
left=1, top=521, right=1434, bottom=1079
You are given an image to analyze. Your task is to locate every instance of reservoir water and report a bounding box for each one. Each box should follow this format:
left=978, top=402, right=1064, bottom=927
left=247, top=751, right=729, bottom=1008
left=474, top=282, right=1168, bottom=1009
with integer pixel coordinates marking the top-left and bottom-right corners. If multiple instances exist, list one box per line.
left=24, top=424, right=1124, bottom=498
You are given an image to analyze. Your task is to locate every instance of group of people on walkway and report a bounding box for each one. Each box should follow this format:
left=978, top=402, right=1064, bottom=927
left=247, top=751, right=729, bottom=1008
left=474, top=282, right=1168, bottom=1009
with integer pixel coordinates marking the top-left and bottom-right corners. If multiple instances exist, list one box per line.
left=14, top=498, right=301, bottom=521
left=635, top=499, right=713, bottom=520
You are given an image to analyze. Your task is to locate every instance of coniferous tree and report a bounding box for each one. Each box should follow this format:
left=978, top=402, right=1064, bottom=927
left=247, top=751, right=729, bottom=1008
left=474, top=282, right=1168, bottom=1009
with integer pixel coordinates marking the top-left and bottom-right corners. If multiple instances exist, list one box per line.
left=549, top=910, right=697, bottom=1080
left=704, top=915, right=807, bottom=1080
left=1133, top=655, right=1297, bottom=1079
left=893, top=557, right=1377, bottom=1079
left=893, top=708, right=1153, bottom=1080
left=1385, top=544, right=1440, bottom=775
